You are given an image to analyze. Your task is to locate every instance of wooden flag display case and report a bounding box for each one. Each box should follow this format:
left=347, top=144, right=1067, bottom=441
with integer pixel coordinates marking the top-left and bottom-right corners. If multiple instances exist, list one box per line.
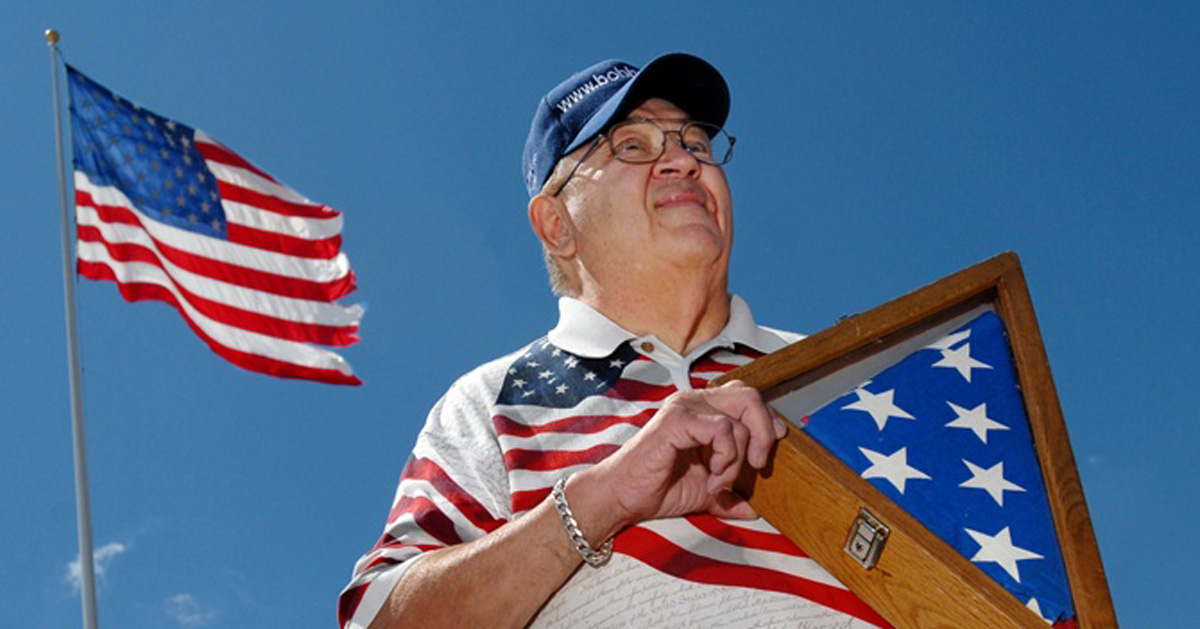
left=712, top=253, right=1116, bottom=628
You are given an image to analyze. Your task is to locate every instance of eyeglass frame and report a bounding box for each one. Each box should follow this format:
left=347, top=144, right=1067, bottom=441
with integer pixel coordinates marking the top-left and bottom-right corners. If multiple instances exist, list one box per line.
left=550, top=119, right=737, bottom=197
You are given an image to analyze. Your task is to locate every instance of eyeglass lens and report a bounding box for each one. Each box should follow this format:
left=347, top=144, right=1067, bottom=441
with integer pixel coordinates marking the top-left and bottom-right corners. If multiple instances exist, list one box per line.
left=608, top=121, right=733, bottom=165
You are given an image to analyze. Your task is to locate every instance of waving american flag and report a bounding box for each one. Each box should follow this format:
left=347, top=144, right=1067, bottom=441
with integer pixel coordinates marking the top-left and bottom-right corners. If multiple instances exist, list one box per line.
left=67, top=66, right=361, bottom=384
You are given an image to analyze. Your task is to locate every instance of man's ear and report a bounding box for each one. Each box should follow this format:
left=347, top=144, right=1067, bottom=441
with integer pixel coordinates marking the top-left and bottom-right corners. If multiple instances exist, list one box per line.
left=528, top=193, right=575, bottom=256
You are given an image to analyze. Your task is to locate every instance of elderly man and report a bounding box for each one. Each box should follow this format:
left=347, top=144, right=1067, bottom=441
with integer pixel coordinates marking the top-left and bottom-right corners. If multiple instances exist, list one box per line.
left=340, top=53, right=884, bottom=628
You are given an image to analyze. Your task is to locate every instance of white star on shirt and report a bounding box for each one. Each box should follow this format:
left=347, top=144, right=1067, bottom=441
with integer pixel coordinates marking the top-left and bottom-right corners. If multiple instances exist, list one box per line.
left=610, top=358, right=626, bottom=369
left=859, top=446, right=930, bottom=494
left=945, top=401, right=1008, bottom=443
left=583, top=371, right=597, bottom=381
left=555, top=384, right=569, bottom=395
left=960, top=460, right=1025, bottom=506
left=842, top=388, right=914, bottom=431
left=512, top=379, right=526, bottom=388
left=932, top=343, right=992, bottom=382
left=538, top=370, right=553, bottom=379
left=965, top=526, right=1043, bottom=582
left=563, top=356, right=579, bottom=369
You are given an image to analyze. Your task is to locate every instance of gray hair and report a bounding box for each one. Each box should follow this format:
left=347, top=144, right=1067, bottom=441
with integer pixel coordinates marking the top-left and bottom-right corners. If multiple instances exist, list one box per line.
left=537, top=159, right=581, bottom=297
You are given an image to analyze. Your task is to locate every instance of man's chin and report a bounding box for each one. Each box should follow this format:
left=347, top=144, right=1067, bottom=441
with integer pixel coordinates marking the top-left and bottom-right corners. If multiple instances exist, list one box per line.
left=658, top=228, right=726, bottom=267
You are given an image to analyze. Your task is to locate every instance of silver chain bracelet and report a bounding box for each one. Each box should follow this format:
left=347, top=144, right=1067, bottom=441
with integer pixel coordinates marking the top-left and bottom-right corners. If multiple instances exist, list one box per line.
left=551, top=476, right=613, bottom=568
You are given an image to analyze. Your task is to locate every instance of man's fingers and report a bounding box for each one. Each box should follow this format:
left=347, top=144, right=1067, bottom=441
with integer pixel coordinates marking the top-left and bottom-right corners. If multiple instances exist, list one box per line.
left=701, top=417, right=740, bottom=482
left=707, top=381, right=778, bottom=468
left=706, top=420, right=748, bottom=492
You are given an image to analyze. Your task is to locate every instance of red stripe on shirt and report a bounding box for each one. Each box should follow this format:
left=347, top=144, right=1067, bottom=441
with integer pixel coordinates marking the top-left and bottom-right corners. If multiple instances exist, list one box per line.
left=684, top=515, right=808, bottom=557
left=511, top=487, right=552, bottom=514
left=504, top=443, right=620, bottom=471
left=389, top=496, right=462, bottom=546
left=492, top=407, right=655, bottom=438
left=400, top=458, right=507, bottom=533
left=337, top=584, right=367, bottom=628
left=616, top=525, right=891, bottom=628
left=605, top=378, right=675, bottom=402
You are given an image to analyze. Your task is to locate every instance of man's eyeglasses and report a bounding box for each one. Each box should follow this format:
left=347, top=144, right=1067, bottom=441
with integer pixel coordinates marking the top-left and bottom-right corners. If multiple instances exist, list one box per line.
left=552, top=119, right=736, bottom=197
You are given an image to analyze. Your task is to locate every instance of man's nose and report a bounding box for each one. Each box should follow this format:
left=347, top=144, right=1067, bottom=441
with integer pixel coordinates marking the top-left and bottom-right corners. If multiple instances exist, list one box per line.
left=652, top=134, right=701, bottom=178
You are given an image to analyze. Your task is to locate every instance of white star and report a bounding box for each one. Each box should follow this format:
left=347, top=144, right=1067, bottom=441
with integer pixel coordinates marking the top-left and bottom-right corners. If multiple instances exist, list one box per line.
left=538, top=370, right=553, bottom=380
left=932, top=343, right=992, bottom=382
left=926, top=329, right=970, bottom=351
left=960, top=460, right=1025, bottom=506
left=563, top=356, right=579, bottom=369
left=526, top=361, right=539, bottom=368
left=859, top=446, right=931, bottom=493
left=842, top=388, right=914, bottom=431
left=551, top=347, right=562, bottom=357
left=609, top=358, right=626, bottom=369
left=583, top=371, right=597, bottom=381
left=965, top=526, right=1043, bottom=582
left=512, top=379, right=526, bottom=388
left=521, top=389, right=536, bottom=398
left=945, top=402, right=1008, bottom=443
left=555, top=384, right=569, bottom=395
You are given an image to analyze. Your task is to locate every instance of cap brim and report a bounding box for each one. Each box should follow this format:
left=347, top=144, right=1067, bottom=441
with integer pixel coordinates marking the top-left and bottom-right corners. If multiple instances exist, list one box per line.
left=562, top=53, right=730, bottom=155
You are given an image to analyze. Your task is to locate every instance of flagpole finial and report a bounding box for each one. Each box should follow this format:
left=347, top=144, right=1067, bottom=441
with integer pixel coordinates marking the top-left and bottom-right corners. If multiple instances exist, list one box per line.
left=45, top=29, right=60, bottom=45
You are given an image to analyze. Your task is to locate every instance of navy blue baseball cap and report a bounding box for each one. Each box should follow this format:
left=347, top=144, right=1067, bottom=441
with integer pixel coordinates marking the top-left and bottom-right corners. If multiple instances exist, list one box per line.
left=522, top=53, right=730, bottom=197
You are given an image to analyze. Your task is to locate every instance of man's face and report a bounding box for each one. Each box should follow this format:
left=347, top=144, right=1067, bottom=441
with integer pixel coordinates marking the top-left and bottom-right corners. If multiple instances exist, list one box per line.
left=562, top=98, right=734, bottom=288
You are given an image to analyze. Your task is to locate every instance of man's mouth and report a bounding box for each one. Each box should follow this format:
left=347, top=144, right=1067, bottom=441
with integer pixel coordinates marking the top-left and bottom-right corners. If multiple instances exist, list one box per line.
left=654, top=185, right=709, bottom=210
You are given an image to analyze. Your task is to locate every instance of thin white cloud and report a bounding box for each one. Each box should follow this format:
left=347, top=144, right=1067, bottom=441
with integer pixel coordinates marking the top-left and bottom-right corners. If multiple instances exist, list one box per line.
left=165, top=593, right=218, bottom=628
left=65, top=542, right=128, bottom=593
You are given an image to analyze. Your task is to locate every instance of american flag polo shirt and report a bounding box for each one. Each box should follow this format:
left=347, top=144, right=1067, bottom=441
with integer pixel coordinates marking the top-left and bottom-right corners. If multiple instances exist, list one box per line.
left=339, top=296, right=889, bottom=628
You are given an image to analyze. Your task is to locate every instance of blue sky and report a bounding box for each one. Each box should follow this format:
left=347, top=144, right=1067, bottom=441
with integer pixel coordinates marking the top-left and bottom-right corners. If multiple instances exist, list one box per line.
left=3, top=3, right=1196, bottom=627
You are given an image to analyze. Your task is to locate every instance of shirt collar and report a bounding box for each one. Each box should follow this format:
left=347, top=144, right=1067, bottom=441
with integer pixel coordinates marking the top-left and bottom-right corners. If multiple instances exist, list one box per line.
left=547, top=294, right=779, bottom=359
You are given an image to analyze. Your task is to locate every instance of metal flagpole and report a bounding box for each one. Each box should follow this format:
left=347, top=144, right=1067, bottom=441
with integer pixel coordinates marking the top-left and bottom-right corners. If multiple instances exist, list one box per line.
left=47, top=28, right=100, bottom=629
